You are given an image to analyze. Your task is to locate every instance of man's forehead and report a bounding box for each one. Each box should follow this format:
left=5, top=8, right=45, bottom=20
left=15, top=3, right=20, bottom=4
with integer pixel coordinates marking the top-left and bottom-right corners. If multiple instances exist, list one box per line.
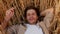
left=27, top=9, right=36, bottom=13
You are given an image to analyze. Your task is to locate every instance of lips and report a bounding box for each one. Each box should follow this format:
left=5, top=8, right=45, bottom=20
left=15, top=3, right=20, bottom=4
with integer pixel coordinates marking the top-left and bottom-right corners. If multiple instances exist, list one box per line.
left=29, top=17, right=34, bottom=21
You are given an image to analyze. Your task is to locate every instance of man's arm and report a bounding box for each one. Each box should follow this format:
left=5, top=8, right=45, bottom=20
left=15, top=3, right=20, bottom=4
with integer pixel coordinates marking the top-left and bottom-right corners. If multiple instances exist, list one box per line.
left=2, top=7, right=14, bottom=29
left=41, top=8, right=54, bottom=28
left=0, top=7, right=14, bottom=34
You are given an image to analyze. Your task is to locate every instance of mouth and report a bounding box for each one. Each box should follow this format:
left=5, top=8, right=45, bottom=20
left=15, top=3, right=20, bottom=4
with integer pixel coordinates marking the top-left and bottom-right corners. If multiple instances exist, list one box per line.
left=29, top=18, right=34, bottom=21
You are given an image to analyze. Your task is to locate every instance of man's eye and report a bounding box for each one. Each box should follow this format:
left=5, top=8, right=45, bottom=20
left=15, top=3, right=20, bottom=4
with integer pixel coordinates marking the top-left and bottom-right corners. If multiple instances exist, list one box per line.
left=32, top=13, right=35, bottom=15
left=27, top=14, right=30, bottom=16
left=32, top=13, right=36, bottom=15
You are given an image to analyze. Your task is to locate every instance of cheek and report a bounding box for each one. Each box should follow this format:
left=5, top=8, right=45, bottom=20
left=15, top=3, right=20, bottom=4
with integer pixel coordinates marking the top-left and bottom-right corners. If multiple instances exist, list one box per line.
left=26, top=15, right=29, bottom=20
left=26, top=15, right=38, bottom=21
left=34, top=16, right=38, bottom=21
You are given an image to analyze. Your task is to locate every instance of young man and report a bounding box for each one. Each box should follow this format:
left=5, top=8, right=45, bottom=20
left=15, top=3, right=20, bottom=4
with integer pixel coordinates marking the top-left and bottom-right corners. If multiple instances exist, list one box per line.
left=0, top=6, right=54, bottom=34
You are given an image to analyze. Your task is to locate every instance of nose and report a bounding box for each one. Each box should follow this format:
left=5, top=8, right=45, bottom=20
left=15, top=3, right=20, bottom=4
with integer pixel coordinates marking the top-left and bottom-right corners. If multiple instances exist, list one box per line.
left=29, top=14, right=33, bottom=18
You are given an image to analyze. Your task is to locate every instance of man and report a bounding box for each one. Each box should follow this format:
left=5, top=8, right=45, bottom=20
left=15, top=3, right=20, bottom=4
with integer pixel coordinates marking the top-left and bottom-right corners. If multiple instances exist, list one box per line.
left=0, top=6, right=54, bottom=34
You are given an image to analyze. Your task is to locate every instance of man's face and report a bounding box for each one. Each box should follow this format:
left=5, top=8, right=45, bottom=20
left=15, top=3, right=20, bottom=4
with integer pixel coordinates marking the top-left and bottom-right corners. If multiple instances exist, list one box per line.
left=26, top=9, right=38, bottom=24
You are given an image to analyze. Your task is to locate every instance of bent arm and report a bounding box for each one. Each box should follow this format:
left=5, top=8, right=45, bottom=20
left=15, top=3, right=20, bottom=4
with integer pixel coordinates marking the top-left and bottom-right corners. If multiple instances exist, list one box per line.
left=41, top=8, right=54, bottom=28
left=0, top=7, right=14, bottom=34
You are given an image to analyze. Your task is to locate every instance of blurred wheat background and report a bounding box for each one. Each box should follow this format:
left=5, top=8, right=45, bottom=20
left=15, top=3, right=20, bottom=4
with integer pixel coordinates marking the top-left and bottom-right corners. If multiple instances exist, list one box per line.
left=0, top=0, right=60, bottom=34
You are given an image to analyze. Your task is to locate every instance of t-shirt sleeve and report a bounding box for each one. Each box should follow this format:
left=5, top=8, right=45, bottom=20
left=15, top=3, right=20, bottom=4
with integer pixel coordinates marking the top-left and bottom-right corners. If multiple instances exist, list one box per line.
left=6, top=25, right=19, bottom=34
left=43, top=10, right=54, bottom=28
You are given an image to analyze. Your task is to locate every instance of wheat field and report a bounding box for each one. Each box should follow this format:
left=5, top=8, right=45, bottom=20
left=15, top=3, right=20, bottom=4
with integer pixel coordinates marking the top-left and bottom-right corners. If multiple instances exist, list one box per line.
left=0, top=0, right=60, bottom=34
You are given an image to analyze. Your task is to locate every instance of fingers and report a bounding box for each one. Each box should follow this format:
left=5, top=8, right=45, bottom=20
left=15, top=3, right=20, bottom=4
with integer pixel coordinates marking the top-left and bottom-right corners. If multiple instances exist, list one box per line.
left=5, top=7, right=15, bottom=21
left=10, top=7, right=14, bottom=12
left=6, top=7, right=14, bottom=15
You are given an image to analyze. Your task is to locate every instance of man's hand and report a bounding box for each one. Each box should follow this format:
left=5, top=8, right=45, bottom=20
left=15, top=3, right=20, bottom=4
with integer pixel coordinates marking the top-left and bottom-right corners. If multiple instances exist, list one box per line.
left=4, top=7, right=14, bottom=21
left=40, top=8, right=53, bottom=16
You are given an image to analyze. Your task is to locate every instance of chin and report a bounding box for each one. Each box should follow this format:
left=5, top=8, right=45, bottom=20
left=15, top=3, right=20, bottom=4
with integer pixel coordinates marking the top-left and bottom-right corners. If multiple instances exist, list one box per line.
left=29, top=21, right=35, bottom=24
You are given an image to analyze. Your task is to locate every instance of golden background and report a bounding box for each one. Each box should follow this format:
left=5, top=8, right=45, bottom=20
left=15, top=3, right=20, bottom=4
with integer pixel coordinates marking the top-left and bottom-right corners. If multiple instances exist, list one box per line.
left=0, top=0, right=60, bottom=34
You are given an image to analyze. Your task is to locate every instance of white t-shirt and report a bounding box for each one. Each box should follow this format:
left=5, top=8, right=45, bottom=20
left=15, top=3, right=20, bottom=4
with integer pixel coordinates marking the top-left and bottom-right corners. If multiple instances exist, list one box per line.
left=25, top=24, right=43, bottom=34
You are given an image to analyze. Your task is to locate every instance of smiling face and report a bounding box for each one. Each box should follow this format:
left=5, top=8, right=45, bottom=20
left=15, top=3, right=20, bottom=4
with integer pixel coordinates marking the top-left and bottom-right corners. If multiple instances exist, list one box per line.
left=26, top=9, right=38, bottom=24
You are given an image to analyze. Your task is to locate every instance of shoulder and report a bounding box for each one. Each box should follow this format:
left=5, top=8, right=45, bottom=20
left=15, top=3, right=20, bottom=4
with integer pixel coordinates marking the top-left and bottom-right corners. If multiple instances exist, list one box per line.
left=19, top=24, right=26, bottom=30
left=38, top=21, right=47, bottom=29
left=6, top=25, right=19, bottom=34
left=18, top=24, right=26, bottom=34
left=38, top=21, right=45, bottom=26
left=38, top=21, right=50, bottom=34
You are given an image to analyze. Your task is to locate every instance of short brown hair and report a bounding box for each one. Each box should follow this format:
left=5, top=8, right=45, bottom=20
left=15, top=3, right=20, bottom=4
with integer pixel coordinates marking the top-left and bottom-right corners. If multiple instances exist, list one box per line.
left=24, top=6, right=40, bottom=18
